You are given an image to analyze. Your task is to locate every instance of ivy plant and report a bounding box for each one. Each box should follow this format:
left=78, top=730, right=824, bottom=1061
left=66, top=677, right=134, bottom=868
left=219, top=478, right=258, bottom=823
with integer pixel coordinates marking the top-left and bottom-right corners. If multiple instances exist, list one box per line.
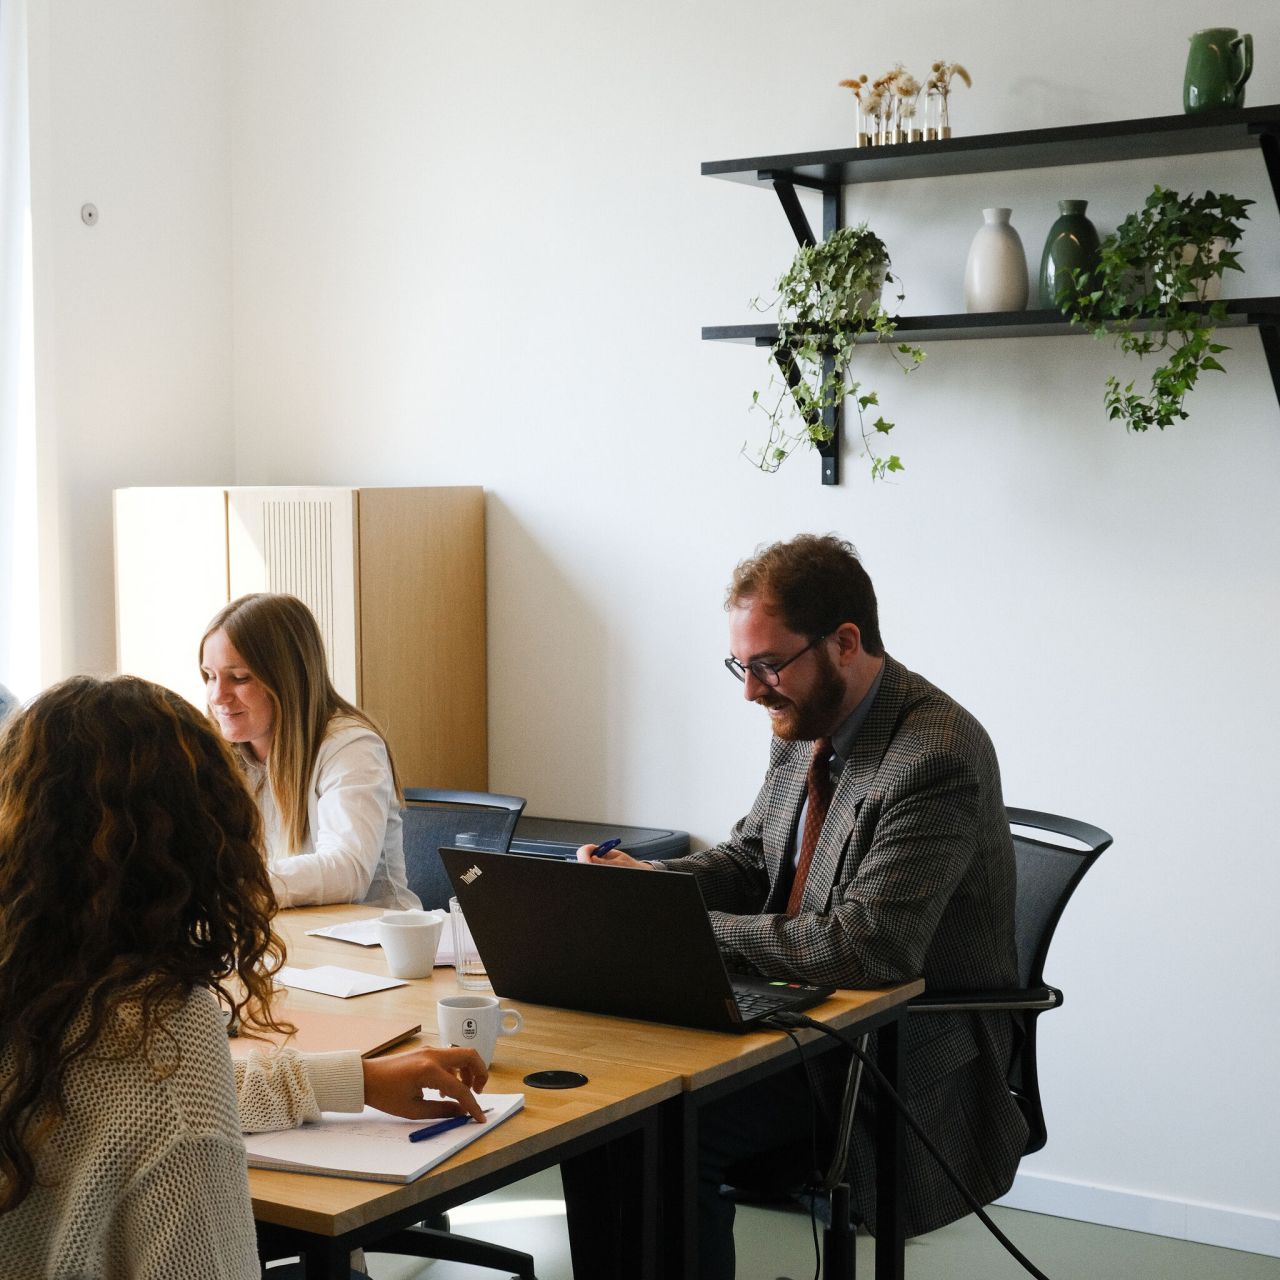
left=749, top=224, right=925, bottom=478
left=1059, top=185, right=1252, bottom=432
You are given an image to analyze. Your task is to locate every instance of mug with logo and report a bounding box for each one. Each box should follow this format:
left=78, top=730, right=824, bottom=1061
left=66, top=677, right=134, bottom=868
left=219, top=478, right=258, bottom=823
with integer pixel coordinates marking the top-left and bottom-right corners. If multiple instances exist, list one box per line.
left=437, top=994, right=523, bottom=1066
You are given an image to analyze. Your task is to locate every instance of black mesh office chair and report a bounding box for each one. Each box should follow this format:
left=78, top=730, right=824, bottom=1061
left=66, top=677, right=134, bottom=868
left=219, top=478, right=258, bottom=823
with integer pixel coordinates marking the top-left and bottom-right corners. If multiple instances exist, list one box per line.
left=366, top=787, right=534, bottom=1280
left=908, top=806, right=1113, bottom=1154
left=399, top=787, right=528, bottom=910
left=724, top=805, right=1112, bottom=1233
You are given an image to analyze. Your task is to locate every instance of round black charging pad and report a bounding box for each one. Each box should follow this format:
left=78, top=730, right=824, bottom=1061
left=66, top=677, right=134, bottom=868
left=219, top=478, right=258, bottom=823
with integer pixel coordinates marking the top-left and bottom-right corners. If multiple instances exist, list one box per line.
left=523, top=1069, right=589, bottom=1090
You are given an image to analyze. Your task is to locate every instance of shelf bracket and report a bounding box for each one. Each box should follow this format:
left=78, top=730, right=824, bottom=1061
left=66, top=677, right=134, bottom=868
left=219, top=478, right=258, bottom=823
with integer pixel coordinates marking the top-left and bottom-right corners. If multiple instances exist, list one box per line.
left=1258, top=324, right=1280, bottom=412
left=759, top=172, right=842, bottom=250
left=1256, top=127, right=1280, bottom=224
left=759, top=175, right=843, bottom=480
left=772, top=341, right=841, bottom=486
left=761, top=173, right=816, bottom=247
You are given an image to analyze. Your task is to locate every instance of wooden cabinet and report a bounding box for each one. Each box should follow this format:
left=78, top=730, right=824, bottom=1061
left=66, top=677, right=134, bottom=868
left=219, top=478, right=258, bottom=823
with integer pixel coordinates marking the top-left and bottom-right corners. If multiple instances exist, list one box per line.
left=113, top=485, right=487, bottom=791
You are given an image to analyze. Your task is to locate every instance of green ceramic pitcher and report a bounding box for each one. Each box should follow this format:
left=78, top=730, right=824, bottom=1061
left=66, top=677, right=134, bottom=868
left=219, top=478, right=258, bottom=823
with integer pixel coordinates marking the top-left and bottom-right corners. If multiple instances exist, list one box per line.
left=1183, top=27, right=1252, bottom=112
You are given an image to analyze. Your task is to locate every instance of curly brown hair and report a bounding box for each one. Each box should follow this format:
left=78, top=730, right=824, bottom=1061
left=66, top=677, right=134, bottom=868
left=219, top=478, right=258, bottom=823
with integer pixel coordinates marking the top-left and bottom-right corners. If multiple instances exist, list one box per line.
left=725, top=533, right=885, bottom=657
left=0, top=675, right=289, bottom=1212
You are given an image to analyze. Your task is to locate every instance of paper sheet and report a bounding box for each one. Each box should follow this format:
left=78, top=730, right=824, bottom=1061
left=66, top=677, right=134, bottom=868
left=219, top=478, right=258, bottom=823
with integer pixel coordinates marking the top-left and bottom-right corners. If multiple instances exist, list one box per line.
left=275, top=964, right=408, bottom=998
left=305, top=919, right=456, bottom=965
left=305, top=918, right=383, bottom=947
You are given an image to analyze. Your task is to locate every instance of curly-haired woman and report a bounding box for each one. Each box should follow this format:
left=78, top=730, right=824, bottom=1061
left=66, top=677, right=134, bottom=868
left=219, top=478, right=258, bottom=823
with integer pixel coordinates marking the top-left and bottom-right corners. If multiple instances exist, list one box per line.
left=0, top=676, right=483, bottom=1278
left=200, top=593, right=420, bottom=909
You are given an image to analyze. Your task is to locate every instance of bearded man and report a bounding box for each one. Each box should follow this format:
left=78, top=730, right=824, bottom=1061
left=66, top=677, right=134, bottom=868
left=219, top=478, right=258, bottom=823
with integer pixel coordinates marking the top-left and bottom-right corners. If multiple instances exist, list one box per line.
left=579, top=533, right=1028, bottom=1279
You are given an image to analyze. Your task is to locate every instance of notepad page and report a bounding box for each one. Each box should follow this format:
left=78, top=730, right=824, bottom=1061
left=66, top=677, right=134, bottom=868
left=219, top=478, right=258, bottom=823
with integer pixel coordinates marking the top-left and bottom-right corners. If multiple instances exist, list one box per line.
left=243, top=1092, right=524, bottom=1183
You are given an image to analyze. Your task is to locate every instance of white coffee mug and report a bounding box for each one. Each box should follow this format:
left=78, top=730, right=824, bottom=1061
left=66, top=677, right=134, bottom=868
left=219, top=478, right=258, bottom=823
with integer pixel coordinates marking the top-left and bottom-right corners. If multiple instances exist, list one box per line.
left=376, top=909, right=446, bottom=979
left=437, top=994, right=523, bottom=1066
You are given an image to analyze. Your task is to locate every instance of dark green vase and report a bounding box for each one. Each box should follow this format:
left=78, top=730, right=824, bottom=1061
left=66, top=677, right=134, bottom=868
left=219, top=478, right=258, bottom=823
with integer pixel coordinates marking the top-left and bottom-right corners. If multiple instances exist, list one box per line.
left=1038, top=199, right=1101, bottom=310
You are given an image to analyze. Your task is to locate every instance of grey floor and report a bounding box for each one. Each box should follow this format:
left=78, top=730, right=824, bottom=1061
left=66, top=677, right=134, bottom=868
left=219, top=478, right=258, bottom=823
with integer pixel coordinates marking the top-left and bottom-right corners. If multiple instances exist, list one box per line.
left=364, top=1167, right=1280, bottom=1280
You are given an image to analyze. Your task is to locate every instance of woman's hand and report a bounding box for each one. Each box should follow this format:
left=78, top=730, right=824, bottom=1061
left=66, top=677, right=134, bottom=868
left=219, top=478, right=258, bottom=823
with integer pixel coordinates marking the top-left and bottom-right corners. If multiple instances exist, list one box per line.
left=361, top=1047, right=489, bottom=1122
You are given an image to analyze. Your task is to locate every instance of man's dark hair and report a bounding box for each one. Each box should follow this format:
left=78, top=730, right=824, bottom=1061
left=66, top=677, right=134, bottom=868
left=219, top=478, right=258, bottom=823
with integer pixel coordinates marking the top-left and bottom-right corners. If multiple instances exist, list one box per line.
left=725, top=533, right=884, bottom=657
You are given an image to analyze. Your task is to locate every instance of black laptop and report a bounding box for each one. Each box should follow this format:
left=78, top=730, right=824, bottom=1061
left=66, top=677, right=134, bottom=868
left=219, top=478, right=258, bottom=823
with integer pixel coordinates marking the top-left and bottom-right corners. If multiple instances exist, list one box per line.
left=440, top=847, right=833, bottom=1032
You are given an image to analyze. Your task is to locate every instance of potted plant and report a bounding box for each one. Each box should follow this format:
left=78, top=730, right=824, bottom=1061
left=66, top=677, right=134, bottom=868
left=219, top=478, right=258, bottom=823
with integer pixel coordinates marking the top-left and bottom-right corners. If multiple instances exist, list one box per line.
left=1059, top=185, right=1252, bottom=432
left=749, top=224, right=925, bottom=478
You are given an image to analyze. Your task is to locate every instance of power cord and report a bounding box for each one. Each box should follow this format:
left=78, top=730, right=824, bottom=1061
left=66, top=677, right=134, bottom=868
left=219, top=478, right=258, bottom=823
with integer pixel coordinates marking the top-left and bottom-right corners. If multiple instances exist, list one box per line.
left=764, top=1011, right=1052, bottom=1280
left=771, top=1025, right=827, bottom=1280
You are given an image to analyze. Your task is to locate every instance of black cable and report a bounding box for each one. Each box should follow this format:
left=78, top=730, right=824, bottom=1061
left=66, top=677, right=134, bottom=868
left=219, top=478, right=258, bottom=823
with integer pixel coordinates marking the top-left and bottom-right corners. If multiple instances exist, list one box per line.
left=774, top=1025, right=824, bottom=1280
left=764, top=1012, right=1052, bottom=1280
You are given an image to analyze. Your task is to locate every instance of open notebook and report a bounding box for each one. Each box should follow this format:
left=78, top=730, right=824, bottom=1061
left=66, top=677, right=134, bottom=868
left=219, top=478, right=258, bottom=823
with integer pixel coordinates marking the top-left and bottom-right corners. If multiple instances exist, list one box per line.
left=243, top=1092, right=524, bottom=1183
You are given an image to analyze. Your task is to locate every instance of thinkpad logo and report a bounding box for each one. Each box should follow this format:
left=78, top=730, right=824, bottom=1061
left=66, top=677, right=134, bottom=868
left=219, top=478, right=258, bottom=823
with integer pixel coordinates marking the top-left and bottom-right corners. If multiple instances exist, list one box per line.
left=460, top=864, right=483, bottom=886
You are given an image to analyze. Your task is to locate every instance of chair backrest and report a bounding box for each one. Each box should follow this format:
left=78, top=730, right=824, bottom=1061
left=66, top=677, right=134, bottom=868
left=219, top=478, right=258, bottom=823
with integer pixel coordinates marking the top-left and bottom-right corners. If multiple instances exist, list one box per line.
left=1006, top=807, right=1113, bottom=990
left=1005, top=806, right=1112, bottom=1154
left=400, top=787, right=528, bottom=910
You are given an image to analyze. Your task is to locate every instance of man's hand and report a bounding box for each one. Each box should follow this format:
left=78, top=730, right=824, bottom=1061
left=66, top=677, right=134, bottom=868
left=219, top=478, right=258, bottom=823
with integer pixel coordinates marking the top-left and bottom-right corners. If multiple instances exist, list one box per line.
left=361, top=1047, right=489, bottom=1122
left=575, top=842, right=656, bottom=869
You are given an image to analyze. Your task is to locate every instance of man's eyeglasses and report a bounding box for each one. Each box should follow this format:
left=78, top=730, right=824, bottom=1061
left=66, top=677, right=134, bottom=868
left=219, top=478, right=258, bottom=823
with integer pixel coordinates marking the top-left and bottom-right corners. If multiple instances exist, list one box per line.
left=724, top=635, right=826, bottom=687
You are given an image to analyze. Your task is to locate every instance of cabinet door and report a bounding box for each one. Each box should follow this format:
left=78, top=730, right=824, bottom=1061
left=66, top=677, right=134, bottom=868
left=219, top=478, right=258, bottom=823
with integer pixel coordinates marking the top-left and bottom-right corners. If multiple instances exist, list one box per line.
left=226, top=488, right=360, bottom=702
left=114, top=487, right=230, bottom=708
left=356, top=487, right=487, bottom=790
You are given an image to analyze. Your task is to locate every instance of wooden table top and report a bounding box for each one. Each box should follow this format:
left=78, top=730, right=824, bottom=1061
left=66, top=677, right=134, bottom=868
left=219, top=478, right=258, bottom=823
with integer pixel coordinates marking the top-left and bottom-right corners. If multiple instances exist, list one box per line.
left=272, top=904, right=924, bottom=1092
left=249, top=905, right=690, bottom=1235
left=249, top=1043, right=678, bottom=1235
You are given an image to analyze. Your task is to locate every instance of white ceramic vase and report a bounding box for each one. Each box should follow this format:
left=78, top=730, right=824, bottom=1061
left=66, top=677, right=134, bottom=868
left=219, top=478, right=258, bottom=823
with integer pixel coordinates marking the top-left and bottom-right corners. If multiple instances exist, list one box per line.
left=964, top=207, right=1029, bottom=313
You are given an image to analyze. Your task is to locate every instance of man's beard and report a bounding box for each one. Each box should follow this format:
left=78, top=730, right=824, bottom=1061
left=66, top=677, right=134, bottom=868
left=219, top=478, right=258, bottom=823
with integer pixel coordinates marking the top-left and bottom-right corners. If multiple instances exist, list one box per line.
left=756, top=649, right=845, bottom=741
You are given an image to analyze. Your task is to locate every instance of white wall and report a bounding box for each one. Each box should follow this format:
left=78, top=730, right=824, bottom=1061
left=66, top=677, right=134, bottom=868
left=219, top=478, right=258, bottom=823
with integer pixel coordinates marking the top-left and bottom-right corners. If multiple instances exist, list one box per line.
left=27, top=0, right=235, bottom=677
left=28, top=0, right=1280, bottom=1256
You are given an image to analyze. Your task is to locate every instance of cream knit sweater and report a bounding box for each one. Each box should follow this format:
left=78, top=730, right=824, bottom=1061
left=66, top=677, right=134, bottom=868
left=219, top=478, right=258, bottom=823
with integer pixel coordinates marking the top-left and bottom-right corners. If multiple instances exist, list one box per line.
left=0, top=986, right=364, bottom=1279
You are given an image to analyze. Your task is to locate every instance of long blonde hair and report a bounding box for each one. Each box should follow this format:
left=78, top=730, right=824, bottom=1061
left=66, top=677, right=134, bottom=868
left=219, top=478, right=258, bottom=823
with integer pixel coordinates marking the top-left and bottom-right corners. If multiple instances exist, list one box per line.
left=199, top=593, right=401, bottom=851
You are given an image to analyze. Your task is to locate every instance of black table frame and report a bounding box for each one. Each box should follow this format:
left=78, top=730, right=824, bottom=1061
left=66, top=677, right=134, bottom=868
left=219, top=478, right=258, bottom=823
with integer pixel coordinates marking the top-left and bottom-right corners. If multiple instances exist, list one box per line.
left=254, top=1001, right=911, bottom=1280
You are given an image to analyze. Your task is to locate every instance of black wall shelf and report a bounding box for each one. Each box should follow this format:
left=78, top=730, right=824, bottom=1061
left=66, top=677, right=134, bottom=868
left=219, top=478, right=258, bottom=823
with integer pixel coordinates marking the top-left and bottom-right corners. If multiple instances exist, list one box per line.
left=703, top=106, right=1280, bottom=484
left=702, top=105, right=1280, bottom=189
left=704, top=297, right=1280, bottom=346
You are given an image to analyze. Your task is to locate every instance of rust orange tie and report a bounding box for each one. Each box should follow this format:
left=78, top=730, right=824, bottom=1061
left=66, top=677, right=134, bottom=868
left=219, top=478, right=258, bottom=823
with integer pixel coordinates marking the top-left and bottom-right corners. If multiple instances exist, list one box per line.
left=786, top=737, right=834, bottom=916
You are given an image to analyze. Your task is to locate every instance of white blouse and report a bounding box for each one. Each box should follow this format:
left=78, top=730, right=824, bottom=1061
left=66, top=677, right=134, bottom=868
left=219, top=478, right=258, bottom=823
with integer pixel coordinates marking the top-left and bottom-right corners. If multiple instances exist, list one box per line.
left=253, top=717, right=421, bottom=909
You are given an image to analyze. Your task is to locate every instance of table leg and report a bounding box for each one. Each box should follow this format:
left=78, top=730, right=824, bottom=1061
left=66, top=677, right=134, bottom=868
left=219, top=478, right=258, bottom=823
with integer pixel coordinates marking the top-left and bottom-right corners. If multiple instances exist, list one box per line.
left=561, top=1116, right=659, bottom=1280
left=873, top=1015, right=905, bottom=1280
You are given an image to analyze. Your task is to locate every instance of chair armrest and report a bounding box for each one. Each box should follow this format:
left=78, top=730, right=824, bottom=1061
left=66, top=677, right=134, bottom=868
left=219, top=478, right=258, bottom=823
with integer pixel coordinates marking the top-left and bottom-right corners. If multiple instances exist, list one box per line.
left=909, top=985, right=1062, bottom=1014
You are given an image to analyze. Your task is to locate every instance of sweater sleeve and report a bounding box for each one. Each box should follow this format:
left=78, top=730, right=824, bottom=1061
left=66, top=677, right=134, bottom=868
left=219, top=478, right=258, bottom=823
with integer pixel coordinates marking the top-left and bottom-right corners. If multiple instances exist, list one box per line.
left=234, top=1047, right=364, bottom=1133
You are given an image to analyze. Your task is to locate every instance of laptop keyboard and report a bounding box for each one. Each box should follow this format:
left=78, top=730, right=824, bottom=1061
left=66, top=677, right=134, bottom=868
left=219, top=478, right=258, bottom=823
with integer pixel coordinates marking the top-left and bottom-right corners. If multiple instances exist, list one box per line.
left=731, top=985, right=796, bottom=1020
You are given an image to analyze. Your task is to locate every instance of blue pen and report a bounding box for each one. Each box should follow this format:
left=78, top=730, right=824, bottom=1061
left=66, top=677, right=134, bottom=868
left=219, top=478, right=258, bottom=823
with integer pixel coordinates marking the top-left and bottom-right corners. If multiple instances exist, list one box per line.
left=408, top=1109, right=491, bottom=1143
left=563, top=837, right=622, bottom=863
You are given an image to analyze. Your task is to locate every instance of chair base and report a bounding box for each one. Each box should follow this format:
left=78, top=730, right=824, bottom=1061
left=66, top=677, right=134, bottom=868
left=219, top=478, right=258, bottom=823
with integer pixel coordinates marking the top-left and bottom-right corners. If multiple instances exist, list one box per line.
left=370, top=1224, right=536, bottom=1279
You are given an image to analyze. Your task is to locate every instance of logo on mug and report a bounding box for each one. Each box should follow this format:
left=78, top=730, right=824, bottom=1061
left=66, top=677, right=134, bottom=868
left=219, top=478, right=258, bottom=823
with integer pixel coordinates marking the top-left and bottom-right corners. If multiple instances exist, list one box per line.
left=462, top=1017, right=478, bottom=1040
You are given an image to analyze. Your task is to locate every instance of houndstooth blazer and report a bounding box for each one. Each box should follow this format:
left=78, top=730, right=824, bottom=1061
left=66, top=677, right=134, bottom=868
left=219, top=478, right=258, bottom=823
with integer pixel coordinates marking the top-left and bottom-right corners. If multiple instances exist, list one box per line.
left=664, top=653, right=1028, bottom=1237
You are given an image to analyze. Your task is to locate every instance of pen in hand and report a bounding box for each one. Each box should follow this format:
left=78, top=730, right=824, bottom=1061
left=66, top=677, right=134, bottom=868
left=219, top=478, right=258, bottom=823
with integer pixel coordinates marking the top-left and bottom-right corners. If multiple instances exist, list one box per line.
left=408, top=1108, right=493, bottom=1144
left=565, top=837, right=622, bottom=863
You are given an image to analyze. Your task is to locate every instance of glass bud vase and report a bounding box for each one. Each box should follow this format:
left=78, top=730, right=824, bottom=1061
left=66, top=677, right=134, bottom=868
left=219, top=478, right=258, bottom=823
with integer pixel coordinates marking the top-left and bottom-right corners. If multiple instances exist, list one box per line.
left=964, top=208, right=1029, bottom=313
left=1038, top=199, right=1101, bottom=310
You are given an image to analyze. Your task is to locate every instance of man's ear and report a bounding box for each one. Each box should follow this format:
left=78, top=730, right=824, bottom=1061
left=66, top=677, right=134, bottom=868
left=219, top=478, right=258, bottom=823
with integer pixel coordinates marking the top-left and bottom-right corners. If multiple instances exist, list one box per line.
left=831, top=622, right=862, bottom=665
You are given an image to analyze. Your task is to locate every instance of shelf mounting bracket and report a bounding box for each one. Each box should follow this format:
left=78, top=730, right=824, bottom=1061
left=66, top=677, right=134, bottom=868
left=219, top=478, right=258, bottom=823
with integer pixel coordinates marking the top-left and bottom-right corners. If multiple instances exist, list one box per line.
left=772, top=341, right=841, bottom=486
left=758, top=173, right=843, bottom=482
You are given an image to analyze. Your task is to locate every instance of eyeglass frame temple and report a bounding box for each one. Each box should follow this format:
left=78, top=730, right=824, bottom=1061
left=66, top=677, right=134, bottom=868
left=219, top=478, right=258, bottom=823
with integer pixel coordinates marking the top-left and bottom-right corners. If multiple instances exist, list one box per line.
left=723, top=633, right=827, bottom=686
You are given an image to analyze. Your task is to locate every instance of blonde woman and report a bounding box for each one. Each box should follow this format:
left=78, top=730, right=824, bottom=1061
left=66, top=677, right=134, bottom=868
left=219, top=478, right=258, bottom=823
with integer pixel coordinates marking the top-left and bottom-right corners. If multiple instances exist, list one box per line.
left=0, top=676, right=485, bottom=1278
left=200, top=593, right=420, bottom=909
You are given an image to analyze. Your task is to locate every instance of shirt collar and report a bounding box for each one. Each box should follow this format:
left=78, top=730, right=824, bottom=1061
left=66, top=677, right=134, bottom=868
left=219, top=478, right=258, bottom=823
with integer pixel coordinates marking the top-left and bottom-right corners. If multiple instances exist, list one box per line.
left=829, top=664, right=885, bottom=766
